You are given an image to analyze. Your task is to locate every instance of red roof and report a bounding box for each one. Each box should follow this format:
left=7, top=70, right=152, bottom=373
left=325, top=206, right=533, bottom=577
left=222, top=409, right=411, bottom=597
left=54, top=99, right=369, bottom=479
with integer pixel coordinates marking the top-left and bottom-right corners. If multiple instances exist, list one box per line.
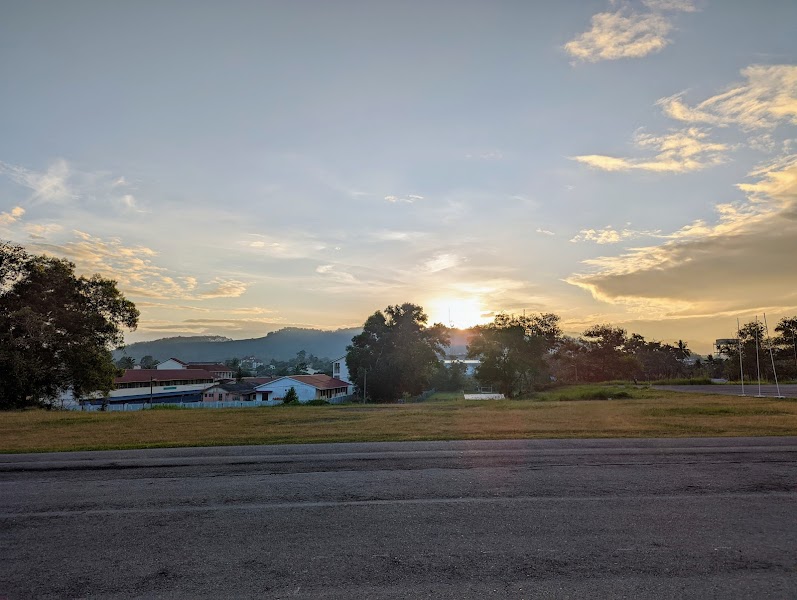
left=267, top=374, right=351, bottom=390
left=242, top=377, right=276, bottom=385
left=116, top=369, right=214, bottom=384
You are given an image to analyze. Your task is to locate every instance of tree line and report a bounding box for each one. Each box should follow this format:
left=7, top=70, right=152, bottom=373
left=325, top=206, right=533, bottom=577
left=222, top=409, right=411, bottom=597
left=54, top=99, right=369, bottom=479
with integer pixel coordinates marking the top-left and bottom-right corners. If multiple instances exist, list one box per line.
left=346, top=303, right=797, bottom=401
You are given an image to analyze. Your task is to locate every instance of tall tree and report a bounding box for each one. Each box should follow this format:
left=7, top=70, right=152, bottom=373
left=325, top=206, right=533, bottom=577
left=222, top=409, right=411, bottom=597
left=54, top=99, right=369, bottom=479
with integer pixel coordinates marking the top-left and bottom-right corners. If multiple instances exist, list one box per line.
left=346, top=303, right=449, bottom=402
left=467, top=313, right=560, bottom=397
left=0, top=242, right=139, bottom=409
left=775, top=316, right=797, bottom=378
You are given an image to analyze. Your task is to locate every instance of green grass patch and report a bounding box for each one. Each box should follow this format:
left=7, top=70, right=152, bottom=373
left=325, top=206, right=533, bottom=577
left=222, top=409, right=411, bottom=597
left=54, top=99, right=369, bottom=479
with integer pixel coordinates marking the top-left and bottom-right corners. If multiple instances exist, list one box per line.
left=2, top=384, right=797, bottom=453
left=533, top=384, right=639, bottom=402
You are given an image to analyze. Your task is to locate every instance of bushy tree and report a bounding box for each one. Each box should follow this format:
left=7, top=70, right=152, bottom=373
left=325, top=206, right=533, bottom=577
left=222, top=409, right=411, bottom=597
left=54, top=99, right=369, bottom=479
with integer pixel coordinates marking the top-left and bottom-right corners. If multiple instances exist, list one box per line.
left=139, top=355, right=158, bottom=369
left=116, top=356, right=135, bottom=369
left=579, top=324, right=639, bottom=382
left=467, top=313, right=561, bottom=397
left=346, top=303, right=449, bottom=402
left=1, top=242, right=139, bottom=409
left=430, top=360, right=468, bottom=392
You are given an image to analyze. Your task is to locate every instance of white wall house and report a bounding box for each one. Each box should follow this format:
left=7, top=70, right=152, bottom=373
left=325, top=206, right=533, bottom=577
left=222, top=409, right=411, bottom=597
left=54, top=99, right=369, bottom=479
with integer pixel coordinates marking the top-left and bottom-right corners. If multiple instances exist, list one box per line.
left=254, top=374, right=352, bottom=403
left=156, top=358, right=188, bottom=370
left=332, top=356, right=351, bottom=384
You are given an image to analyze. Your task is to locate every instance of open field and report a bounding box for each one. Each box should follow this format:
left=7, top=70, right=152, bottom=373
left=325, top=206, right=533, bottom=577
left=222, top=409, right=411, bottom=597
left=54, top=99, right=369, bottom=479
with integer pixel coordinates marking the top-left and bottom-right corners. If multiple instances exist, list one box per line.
left=3, top=385, right=797, bottom=453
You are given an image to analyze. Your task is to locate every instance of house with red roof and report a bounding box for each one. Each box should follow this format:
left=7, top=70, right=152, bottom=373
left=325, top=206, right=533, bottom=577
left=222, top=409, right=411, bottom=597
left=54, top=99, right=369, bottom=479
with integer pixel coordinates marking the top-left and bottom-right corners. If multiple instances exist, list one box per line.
left=253, top=374, right=353, bottom=403
left=155, top=358, right=234, bottom=381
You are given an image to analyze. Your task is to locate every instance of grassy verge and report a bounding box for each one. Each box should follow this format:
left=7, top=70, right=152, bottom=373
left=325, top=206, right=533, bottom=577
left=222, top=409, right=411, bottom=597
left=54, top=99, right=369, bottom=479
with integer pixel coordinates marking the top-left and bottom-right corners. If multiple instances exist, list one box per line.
left=2, top=386, right=796, bottom=453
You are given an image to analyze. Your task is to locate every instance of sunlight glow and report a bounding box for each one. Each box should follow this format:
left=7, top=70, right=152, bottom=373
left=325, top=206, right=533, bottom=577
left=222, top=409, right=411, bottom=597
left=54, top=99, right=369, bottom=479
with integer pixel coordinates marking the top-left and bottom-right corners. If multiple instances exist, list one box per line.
left=428, top=298, right=491, bottom=329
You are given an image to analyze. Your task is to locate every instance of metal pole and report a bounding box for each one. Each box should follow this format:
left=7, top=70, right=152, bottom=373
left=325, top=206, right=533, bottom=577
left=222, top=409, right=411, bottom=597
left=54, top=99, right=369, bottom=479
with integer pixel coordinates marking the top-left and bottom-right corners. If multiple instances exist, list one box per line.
left=755, top=316, right=762, bottom=397
left=737, top=319, right=745, bottom=396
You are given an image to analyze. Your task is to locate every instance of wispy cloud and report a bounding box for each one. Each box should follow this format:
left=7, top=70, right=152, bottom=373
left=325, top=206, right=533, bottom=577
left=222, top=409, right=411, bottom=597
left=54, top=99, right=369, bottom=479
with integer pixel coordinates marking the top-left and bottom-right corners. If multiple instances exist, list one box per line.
left=385, top=194, right=424, bottom=203
left=0, top=159, right=76, bottom=204
left=23, top=222, right=62, bottom=240
left=564, top=1, right=696, bottom=63
left=536, top=228, right=555, bottom=236
left=0, top=206, right=25, bottom=225
left=658, top=65, right=797, bottom=131
left=570, top=225, right=663, bottom=244
left=422, top=253, right=462, bottom=273
left=572, top=127, right=729, bottom=173
left=31, top=231, right=249, bottom=301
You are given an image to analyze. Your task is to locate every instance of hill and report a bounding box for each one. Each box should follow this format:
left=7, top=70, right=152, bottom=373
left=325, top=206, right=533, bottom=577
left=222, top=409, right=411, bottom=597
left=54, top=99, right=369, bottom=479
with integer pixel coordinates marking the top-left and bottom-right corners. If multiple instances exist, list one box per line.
left=117, top=328, right=362, bottom=363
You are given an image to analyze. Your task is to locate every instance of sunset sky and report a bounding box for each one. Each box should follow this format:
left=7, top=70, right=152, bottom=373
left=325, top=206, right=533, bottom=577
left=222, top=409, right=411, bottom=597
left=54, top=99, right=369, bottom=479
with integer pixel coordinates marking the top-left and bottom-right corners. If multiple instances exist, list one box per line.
left=1, top=1, right=796, bottom=353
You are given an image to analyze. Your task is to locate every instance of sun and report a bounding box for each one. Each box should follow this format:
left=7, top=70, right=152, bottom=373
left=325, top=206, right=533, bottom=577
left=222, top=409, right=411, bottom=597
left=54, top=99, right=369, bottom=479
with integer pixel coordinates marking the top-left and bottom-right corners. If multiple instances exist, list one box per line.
left=428, top=298, right=490, bottom=329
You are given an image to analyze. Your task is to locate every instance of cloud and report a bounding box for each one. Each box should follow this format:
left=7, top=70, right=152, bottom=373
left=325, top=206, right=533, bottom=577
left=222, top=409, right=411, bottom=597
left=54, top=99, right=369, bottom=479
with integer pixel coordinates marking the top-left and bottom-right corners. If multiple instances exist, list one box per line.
left=23, top=222, right=62, bottom=240
left=385, top=194, right=424, bottom=203
left=197, top=278, right=248, bottom=299
left=422, top=253, right=462, bottom=273
left=536, top=228, right=555, bottom=236
left=316, top=264, right=360, bottom=285
left=369, top=230, right=426, bottom=242
left=0, top=159, right=76, bottom=204
left=30, top=231, right=249, bottom=301
left=564, top=10, right=667, bottom=62
left=658, top=65, right=797, bottom=130
left=564, top=0, right=697, bottom=63
left=566, top=155, right=797, bottom=316
left=572, top=127, right=729, bottom=173
left=0, top=206, right=25, bottom=225
left=570, top=226, right=662, bottom=244
left=244, top=232, right=327, bottom=259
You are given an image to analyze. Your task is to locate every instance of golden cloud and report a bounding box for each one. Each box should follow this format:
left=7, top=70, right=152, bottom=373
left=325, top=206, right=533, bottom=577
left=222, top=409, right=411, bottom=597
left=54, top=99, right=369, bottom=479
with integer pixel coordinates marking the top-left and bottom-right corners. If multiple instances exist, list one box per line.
left=0, top=206, right=25, bottom=225
left=572, top=128, right=729, bottom=173
left=658, top=65, right=797, bottom=130
left=564, top=10, right=673, bottom=62
left=567, top=156, right=797, bottom=316
left=30, top=231, right=249, bottom=301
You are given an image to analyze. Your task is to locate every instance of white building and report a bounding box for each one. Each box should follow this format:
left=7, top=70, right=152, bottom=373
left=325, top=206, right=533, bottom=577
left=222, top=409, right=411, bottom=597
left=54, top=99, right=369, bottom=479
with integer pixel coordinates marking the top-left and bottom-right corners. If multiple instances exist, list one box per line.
left=332, top=355, right=352, bottom=384
left=254, top=374, right=352, bottom=403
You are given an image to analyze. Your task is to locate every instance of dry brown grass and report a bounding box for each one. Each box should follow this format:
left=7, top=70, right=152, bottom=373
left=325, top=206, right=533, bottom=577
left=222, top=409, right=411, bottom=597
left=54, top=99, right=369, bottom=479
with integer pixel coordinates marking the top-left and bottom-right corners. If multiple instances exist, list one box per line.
left=2, top=390, right=797, bottom=453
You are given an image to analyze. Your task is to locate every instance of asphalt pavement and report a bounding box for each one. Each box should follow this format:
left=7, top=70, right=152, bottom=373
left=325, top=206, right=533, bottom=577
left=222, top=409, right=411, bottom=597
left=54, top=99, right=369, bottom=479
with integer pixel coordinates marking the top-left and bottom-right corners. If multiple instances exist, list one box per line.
left=654, top=383, right=797, bottom=398
left=3, top=438, right=797, bottom=599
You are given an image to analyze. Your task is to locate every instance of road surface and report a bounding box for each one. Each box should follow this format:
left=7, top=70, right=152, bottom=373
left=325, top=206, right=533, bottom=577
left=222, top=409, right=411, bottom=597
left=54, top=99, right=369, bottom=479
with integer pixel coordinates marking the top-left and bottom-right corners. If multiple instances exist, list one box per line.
left=654, top=383, right=797, bottom=398
left=3, top=438, right=797, bottom=598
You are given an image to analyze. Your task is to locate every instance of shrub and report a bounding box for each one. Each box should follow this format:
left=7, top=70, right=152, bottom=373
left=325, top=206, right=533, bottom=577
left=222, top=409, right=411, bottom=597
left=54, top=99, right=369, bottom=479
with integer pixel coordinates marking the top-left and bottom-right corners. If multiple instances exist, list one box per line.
left=283, top=387, right=299, bottom=405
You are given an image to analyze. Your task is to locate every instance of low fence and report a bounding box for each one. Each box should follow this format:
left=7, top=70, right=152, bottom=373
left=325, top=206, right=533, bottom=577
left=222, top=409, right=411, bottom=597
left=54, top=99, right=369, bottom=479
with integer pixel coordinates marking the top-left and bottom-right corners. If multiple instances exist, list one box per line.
left=78, top=396, right=355, bottom=411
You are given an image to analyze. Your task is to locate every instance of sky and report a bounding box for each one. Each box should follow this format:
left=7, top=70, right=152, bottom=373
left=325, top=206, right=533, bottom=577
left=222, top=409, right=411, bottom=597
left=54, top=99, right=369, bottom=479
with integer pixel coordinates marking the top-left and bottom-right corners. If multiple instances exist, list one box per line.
left=1, top=0, right=796, bottom=354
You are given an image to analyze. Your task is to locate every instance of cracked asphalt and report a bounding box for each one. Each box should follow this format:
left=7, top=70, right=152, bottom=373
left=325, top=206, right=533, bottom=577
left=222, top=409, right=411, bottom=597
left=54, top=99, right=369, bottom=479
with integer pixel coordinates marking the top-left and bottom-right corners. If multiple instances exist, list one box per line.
left=2, top=437, right=797, bottom=599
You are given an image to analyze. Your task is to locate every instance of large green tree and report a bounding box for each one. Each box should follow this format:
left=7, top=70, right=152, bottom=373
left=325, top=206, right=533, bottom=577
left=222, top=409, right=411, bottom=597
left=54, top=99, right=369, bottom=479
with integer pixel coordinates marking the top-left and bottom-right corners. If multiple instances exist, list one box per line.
left=0, top=242, right=139, bottom=409
left=467, top=313, right=561, bottom=397
left=346, top=303, right=449, bottom=402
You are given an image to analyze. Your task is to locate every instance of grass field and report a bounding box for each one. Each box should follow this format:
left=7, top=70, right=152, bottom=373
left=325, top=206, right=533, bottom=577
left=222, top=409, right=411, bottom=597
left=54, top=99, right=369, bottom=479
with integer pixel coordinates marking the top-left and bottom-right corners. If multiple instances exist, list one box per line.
left=2, top=384, right=797, bottom=453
